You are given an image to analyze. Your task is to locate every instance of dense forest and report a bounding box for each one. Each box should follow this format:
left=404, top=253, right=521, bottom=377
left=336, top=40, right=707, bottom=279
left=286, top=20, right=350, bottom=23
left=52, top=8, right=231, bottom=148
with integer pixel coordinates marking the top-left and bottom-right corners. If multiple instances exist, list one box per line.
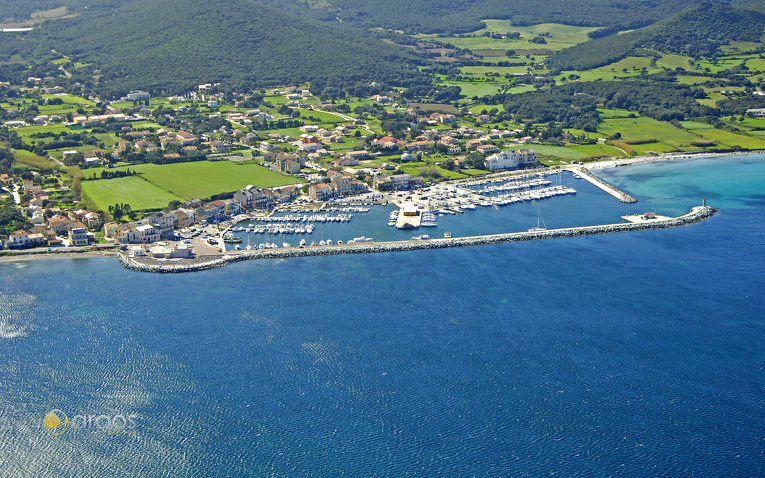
left=279, top=0, right=736, bottom=34
left=1, top=1, right=763, bottom=98
left=547, top=4, right=765, bottom=71
left=0, top=1, right=89, bottom=22
left=500, top=81, right=714, bottom=130
left=0, top=0, right=431, bottom=97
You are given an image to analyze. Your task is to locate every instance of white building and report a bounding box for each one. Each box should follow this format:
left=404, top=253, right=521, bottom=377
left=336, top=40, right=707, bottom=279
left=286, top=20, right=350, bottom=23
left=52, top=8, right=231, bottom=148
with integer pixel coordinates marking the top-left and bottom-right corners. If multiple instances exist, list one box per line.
left=118, top=224, right=161, bottom=244
left=171, top=243, right=194, bottom=258
left=485, top=149, right=537, bottom=171
left=8, top=230, right=46, bottom=249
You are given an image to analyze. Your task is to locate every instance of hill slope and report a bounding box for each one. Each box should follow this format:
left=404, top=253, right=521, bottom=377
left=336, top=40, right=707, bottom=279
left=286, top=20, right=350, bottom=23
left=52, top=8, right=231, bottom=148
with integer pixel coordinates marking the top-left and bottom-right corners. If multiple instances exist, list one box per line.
left=278, top=0, right=735, bottom=34
left=547, top=3, right=765, bottom=71
left=3, top=0, right=428, bottom=97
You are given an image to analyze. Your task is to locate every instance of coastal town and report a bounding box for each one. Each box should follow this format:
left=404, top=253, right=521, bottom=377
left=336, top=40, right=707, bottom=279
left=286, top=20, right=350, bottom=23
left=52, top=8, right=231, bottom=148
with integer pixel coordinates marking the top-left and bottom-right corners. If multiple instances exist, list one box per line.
left=2, top=3, right=763, bottom=476
left=0, top=81, right=552, bottom=257
left=0, top=78, right=757, bottom=267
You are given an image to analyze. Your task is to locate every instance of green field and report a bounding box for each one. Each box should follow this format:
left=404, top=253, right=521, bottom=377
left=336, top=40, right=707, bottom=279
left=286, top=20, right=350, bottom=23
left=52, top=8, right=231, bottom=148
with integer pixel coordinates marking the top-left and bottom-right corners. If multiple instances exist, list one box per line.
left=568, top=143, right=627, bottom=158
left=41, top=94, right=95, bottom=106
left=398, top=163, right=468, bottom=180
left=738, top=117, right=765, bottom=129
left=679, top=121, right=714, bottom=130
left=82, top=160, right=303, bottom=211
left=655, top=53, right=694, bottom=70
left=686, top=128, right=765, bottom=150
left=676, top=75, right=715, bottom=85
left=482, top=85, right=534, bottom=99
left=556, top=56, right=658, bottom=83
left=130, top=121, right=164, bottom=130
left=461, top=65, right=531, bottom=75
left=296, top=108, right=346, bottom=124
left=82, top=176, right=182, bottom=211
left=468, top=103, right=506, bottom=115
left=11, top=149, right=60, bottom=170
left=444, top=81, right=505, bottom=98
left=627, top=141, right=677, bottom=155
left=15, top=123, right=70, bottom=141
left=432, top=22, right=597, bottom=53
left=745, top=58, right=765, bottom=72
left=597, top=108, right=634, bottom=119
left=597, top=116, right=700, bottom=148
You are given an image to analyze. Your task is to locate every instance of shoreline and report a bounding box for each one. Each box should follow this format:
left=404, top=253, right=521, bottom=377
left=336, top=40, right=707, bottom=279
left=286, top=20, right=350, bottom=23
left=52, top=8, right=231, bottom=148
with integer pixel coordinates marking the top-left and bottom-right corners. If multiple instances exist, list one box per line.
left=581, top=149, right=764, bottom=170
left=2, top=149, right=758, bottom=266
left=449, top=150, right=764, bottom=186
left=0, top=250, right=117, bottom=263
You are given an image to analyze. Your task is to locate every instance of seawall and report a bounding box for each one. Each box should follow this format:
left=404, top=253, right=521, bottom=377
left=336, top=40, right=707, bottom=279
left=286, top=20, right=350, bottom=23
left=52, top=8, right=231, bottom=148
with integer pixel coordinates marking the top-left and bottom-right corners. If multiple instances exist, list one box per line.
left=568, top=167, right=638, bottom=203
left=119, top=206, right=717, bottom=273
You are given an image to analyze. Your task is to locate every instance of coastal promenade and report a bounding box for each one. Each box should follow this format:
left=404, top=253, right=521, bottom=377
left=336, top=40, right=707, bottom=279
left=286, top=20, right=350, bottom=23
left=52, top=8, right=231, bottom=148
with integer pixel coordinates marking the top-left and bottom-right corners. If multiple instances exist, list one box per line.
left=120, top=205, right=717, bottom=273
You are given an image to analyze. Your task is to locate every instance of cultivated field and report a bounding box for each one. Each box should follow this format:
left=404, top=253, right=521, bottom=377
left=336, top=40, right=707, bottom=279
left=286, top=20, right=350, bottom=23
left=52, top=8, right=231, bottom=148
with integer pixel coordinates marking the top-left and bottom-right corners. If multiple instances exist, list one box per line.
left=427, top=22, right=597, bottom=53
left=82, top=160, right=303, bottom=211
left=81, top=175, right=182, bottom=211
left=597, top=117, right=701, bottom=148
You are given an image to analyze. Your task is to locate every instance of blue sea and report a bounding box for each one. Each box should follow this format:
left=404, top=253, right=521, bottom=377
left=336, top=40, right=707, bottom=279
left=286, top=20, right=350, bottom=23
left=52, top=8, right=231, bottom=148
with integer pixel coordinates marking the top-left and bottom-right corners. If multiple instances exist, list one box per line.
left=0, top=153, right=763, bottom=477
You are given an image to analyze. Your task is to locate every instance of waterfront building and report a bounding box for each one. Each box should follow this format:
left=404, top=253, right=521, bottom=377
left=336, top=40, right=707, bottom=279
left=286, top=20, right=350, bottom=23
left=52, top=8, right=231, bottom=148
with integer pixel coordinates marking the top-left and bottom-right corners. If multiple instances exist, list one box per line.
left=196, top=201, right=227, bottom=223
left=308, top=183, right=335, bottom=201
left=329, top=173, right=368, bottom=196
left=117, top=224, right=161, bottom=244
left=143, top=212, right=176, bottom=239
left=485, top=149, right=538, bottom=171
left=7, top=230, right=47, bottom=249
left=82, top=212, right=103, bottom=229
left=375, top=174, right=425, bottom=191
left=169, top=210, right=193, bottom=229
left=68, top=226, right=89, bottom=247
left=234, top=185, right=275, bottom=210
left=171, top=242, right=194, bottom=258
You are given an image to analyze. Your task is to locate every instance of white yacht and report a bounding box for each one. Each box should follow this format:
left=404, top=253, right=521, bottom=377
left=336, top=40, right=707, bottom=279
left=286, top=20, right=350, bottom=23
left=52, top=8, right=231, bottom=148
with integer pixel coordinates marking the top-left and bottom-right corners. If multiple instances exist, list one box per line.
left=528, top=211, right=547, bottom=232
left=421, top=212, right=438, bottom=227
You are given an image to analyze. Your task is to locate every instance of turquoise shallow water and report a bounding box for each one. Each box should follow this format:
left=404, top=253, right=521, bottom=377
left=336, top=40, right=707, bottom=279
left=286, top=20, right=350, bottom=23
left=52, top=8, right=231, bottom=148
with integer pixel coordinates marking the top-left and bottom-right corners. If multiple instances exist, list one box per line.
left=0, top=153, right=763, bottom=476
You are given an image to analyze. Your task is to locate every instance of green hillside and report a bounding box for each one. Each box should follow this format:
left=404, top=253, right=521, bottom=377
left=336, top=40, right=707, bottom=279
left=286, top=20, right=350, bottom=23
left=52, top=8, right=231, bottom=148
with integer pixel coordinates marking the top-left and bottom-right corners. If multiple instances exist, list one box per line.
left=1, top=0, right=428, bottom=97
left=291, top=0, right=730, bottom=34
left=547, top=3, right=765, bottom=71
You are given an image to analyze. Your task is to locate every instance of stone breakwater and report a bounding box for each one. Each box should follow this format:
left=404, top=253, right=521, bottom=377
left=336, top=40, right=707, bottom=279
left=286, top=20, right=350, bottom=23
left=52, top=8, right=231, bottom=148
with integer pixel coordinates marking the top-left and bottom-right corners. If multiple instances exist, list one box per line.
left=120, top=206, right=717, bottom=273
left=568, top=167, right=638, bottom=203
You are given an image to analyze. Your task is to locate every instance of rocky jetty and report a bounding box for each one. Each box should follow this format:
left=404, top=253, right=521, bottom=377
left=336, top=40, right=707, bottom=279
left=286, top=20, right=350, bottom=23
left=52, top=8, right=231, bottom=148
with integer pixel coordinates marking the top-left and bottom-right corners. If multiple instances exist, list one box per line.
left=120, top=206, right=716, bottom=273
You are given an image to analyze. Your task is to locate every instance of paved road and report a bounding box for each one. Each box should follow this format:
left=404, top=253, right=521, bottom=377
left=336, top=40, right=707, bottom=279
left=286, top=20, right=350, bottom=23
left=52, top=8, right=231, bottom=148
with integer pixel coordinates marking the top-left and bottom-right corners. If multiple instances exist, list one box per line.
left=11, top=184, right=20, bottom=204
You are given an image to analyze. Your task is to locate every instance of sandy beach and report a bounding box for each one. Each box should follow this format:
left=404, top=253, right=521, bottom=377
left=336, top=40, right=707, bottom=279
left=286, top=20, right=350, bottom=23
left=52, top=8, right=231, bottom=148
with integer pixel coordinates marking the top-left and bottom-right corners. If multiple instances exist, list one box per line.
left=582, top=150, right=764, bottom=170
left=0, top=250, right=116, bottom=263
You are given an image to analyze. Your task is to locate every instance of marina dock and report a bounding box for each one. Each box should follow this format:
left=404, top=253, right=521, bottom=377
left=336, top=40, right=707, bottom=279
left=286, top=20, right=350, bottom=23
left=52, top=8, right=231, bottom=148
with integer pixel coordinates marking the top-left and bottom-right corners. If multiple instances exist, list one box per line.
left=395, top=205, right=422, bottom=229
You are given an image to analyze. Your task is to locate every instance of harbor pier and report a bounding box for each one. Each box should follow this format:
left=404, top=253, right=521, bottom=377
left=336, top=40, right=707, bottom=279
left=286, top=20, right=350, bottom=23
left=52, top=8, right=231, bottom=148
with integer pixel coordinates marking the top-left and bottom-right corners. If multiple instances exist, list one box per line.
left=120, top=205, right=717, bottom=273
left=568, top=166, right=637, bottom=203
